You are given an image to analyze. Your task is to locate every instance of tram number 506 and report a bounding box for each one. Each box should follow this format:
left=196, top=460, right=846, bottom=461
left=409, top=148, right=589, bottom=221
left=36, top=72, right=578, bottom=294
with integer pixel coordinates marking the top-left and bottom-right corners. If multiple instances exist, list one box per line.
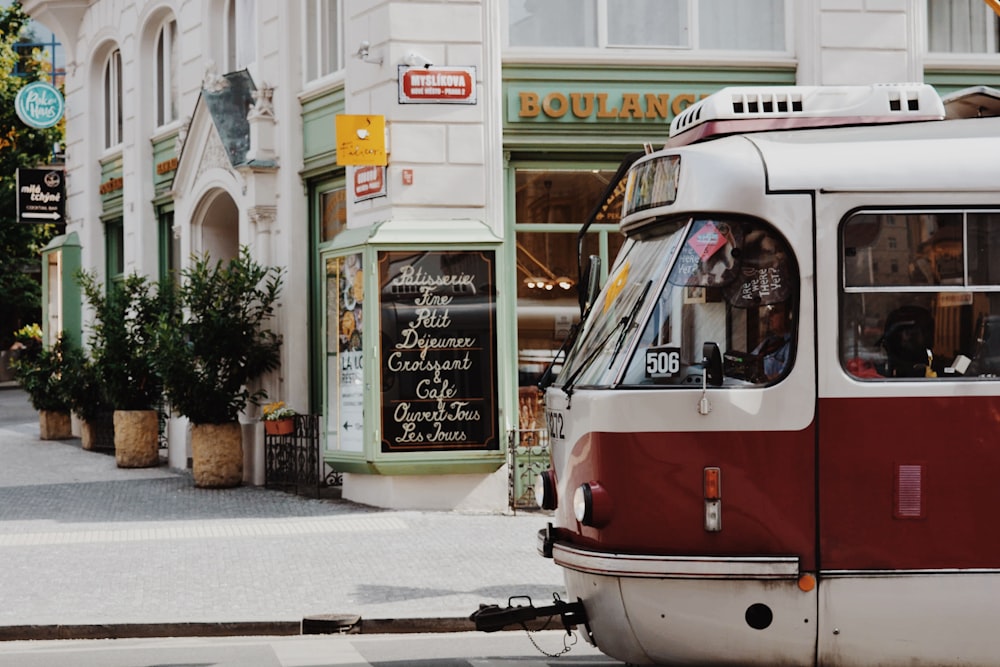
left=645, top=346, right=681, bottom=378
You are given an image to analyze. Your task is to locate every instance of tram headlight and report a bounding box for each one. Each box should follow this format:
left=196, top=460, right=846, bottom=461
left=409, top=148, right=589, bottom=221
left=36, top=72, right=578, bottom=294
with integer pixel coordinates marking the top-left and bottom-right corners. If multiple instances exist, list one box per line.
left=535, top=470, right=557, bottom=510
left=573, top=481, right=612, bottom=527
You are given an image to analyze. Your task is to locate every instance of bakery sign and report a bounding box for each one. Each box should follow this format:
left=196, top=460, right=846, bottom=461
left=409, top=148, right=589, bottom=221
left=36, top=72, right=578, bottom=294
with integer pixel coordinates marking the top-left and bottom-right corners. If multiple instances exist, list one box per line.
left=378, top=249, right=498, bottom=453
left=398, top=65, right=477, bottom=105
left=353, top=165, right=386, bottom=202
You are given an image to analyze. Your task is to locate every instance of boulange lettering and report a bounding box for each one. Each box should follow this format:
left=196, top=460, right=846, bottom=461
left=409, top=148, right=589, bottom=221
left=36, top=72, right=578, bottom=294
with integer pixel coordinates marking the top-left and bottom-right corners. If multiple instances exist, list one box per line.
left=516, top=90, right=708, bottom=122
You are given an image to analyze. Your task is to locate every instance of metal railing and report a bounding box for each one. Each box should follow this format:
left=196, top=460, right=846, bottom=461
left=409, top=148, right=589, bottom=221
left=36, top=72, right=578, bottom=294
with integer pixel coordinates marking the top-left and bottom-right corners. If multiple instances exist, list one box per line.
left=264, top=414, right=340, bottom=497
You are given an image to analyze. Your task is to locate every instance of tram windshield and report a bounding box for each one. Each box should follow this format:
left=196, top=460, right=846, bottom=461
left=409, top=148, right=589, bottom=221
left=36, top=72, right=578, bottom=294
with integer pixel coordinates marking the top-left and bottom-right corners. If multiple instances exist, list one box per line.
left=559, top=216, right=799, bottom=389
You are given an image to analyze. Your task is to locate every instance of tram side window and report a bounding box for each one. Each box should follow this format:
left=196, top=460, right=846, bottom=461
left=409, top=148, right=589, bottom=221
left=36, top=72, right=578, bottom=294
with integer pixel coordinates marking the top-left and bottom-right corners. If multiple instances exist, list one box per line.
left=840, top=211, right=1000, bottom=379
left=621, top=217, right=798, bottom=387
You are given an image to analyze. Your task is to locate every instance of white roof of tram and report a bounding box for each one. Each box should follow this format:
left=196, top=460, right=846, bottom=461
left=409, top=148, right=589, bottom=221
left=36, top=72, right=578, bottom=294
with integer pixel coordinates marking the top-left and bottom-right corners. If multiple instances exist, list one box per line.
left=665, top=84, right=1000, bottom=195
left=745, top=112, right=1000, bottom=193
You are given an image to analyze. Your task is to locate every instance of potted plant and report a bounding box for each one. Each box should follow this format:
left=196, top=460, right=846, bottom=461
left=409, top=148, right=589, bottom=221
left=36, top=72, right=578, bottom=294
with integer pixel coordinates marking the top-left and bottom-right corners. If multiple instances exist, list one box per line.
left=261, top=401, right=297, bottom=435
left=62, top=350, right=113, bottom=451
left=10, top=324, right=75, bottom=440
left=79, top=271, right=169, bottom=468
left=154, top=247, right=283, bottom=488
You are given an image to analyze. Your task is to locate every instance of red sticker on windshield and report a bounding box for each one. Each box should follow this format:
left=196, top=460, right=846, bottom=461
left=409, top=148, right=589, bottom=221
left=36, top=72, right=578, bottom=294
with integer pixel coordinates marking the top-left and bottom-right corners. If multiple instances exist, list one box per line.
left=687, top=221, right=726, bottom=260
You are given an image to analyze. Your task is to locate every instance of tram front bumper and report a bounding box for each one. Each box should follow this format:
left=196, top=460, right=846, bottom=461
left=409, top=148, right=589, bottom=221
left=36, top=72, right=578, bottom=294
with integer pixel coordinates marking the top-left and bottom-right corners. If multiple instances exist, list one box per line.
left=537, top=527, right=815, bottom=665
left=538, top=526, right=800, bottom=578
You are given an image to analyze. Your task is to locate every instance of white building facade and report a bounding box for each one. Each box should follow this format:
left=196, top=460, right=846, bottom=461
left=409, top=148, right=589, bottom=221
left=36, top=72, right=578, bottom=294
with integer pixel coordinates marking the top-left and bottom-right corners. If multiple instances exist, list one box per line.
left=22, top=0, right=1000, bottom=510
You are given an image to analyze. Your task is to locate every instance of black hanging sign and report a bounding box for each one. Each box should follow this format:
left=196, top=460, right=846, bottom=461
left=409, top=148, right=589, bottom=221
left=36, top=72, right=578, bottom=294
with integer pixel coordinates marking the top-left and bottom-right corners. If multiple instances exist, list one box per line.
left=379, top=250, right=498, bottom=453
left=16, top=168, right=65, bottom=224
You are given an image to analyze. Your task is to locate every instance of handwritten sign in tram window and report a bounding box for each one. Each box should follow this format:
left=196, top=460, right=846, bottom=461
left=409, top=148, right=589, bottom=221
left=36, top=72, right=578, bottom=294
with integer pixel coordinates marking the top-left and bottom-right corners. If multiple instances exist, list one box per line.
left=378, top=250, right=499, bottom=453
left=669, top=220, right=743, bottom=287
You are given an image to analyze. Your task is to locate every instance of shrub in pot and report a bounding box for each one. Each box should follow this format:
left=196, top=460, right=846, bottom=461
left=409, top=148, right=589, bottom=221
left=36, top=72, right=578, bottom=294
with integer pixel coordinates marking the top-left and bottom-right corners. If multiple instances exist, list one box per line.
left=79, top=271, right=169, bottom=468
left=62, top=351, right=113, bottom=451
left=154, top=247, right=283, bottom=488
left=10, top=324, right=75, bottom=440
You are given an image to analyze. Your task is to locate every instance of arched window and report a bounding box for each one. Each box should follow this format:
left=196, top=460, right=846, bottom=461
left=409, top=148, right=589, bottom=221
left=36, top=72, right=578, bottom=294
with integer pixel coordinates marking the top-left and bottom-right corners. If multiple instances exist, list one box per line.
left=103, top=49, right=123, bottom=149
left=155, top=19, right=178, bottom=127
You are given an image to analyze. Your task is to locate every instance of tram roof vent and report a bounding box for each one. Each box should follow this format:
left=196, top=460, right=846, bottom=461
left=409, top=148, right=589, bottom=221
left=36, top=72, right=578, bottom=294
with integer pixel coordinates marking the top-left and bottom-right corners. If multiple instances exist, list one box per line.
left=667, top=84, right=945, bottom=146
left=942, top=85, right=1000, bottom=119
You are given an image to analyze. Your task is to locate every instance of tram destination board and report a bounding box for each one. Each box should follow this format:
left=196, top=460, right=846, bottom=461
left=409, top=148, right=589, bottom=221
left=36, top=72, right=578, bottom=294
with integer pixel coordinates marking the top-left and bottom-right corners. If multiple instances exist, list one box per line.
left=378, top=249, right=499, bottom=453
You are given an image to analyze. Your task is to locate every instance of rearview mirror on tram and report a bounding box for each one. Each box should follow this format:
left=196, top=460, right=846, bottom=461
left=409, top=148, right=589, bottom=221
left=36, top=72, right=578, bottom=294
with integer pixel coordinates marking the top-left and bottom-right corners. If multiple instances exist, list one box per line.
left=580, top=254, right=602, bottom=316
left=702, top=342, right=723, bottom=387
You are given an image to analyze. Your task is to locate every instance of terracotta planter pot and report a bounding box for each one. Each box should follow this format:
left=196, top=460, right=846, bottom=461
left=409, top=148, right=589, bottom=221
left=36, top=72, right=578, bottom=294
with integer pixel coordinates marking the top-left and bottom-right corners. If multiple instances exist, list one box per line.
left=264, top=418, right=294, bottom=436
left=113, top=410, right=160, bottom=468
left=39, top=410, right=72, bottom=440
left=191, top=422, right=243, bottom=488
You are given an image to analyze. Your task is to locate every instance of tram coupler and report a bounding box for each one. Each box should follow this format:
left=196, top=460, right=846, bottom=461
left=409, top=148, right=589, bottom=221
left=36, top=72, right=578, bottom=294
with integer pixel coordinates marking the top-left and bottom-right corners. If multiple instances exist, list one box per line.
left=470, top=594, right=590, bottom=638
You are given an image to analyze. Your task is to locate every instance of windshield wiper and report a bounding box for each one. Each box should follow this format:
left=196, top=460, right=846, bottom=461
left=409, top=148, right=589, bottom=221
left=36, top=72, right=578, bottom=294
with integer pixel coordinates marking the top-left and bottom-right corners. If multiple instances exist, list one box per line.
left=560, top=280, right=652, bottom=402
left=537, top=323, right=578, bottom=391
left=609, top=280, right=651, bottom=366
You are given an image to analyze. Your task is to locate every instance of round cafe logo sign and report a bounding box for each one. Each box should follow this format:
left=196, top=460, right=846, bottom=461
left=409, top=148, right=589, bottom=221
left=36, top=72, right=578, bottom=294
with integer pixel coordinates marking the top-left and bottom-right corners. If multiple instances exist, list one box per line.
left=15, top=81, right=65, bottom=129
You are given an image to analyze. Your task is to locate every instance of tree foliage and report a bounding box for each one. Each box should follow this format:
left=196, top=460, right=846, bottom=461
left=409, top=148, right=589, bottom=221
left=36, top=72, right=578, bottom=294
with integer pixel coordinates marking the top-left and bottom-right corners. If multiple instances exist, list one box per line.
left=154, top=248, right=284, bottom=425
left=0, top=2, right=64, bottom=349
left=9, top=324, right=76, bottom=412
left=78, top=271, right=168, bottom=411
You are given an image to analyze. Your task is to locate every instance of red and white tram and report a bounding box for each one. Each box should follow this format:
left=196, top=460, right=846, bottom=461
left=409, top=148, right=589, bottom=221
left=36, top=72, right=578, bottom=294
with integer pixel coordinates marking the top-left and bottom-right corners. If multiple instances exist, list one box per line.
left=533, top=84, right=1000, bottom=666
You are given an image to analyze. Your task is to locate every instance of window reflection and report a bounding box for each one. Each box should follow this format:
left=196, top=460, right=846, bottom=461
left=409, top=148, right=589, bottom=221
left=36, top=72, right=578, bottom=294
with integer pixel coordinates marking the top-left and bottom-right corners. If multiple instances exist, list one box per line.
left=841, top=210, right=1000, bottom=379
left=617, top=217, right=798, bottom=387
left=321, top=188, right=346, bottom=243
left=843, top=213, right=964, bottom=287
left=514, top=167, right=624, bottom=388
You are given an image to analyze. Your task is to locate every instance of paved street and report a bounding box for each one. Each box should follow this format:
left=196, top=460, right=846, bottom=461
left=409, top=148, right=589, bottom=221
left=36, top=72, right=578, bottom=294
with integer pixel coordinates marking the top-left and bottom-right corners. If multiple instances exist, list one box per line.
left=0, top=385, right=567, bottom=635
left=0, top=631, right=621, bottom=666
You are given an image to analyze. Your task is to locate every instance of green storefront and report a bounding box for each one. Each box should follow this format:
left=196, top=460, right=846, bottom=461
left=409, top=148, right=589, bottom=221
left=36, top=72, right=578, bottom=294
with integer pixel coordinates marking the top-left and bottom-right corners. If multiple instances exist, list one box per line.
left=503, top=64, right=795, bottom=505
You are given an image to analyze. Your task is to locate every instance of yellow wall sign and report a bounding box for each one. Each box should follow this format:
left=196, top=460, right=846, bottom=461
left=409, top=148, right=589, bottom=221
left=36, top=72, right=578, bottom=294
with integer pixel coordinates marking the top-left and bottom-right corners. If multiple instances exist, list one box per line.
left=336, top=114, right=387, bottom=166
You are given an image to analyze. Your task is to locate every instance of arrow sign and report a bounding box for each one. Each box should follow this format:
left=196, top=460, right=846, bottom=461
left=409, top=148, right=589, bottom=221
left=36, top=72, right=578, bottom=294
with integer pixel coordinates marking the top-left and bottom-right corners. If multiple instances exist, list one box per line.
left=16, top=168, right=65, bottom=224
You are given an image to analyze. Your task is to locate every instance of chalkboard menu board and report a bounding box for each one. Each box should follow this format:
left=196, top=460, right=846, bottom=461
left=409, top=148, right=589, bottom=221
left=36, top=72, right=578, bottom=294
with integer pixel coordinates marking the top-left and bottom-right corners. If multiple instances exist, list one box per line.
left=378, top=250, right=498, bottom=453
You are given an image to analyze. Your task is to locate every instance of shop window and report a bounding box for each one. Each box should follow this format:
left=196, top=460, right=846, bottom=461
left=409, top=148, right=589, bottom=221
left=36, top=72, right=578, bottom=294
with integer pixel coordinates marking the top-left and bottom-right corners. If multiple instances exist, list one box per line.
left=513, top=167, right=625, bottom=386
left=305, top=0, right=342, bottom=82
left=508, top=0, right=786, bottom=51
left=840, top=210, right=1000, bottom=379
left=157, top=208, right=179, bottom=283
left=155, top=18, right=178, bottom=128
left=320, top=187, right=346, bottom=243
left=927, top=0, right=1000, bottom=54
left=103, top=49, right=122, bottom=149
left=105, top=218, right=124, bottom=286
